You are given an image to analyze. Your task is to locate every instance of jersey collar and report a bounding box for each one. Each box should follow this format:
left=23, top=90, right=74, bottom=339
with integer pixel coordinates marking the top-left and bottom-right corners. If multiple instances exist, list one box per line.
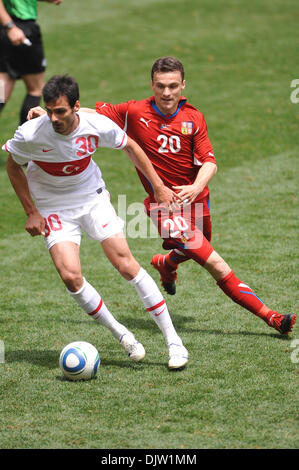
left=151, top=96, right=187, bottom=119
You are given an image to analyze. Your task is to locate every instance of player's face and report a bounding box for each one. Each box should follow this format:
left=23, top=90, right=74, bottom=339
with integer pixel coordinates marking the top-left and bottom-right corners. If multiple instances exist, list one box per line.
left=45, top=95, right=80, bottom=135
left=151, top=71, right=186, bottom=116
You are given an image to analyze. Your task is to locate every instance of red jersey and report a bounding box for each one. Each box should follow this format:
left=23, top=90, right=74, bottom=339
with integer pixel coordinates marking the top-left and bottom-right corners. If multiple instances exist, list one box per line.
left=95, top=96, right=216, bottom=205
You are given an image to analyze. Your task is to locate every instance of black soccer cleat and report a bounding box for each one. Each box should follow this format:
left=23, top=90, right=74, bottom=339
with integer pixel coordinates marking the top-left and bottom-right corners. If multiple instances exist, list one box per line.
left=162, top=281, right=177, bottom=296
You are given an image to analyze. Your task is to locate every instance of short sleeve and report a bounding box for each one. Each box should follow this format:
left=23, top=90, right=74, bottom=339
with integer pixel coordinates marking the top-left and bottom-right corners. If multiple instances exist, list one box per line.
left=96, top=101, right=131, bottom=131
left=95, top=114, right=128, bottom=150
left=193, top=114, right=216, bottom=166
left=2, top=127, right=32, bottom=165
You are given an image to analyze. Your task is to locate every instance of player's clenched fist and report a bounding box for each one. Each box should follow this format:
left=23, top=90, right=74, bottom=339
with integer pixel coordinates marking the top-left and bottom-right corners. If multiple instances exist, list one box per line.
left=25, top=211, right=45, bottom=237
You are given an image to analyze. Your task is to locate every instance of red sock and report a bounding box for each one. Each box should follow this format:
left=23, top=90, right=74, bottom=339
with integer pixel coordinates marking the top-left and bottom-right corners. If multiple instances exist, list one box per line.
left=217, top=270, right=272, bottom=323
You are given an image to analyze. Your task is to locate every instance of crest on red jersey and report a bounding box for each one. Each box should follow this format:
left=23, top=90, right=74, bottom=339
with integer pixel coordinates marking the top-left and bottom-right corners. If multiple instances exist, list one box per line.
left=181, top=121, right=193, bottom=135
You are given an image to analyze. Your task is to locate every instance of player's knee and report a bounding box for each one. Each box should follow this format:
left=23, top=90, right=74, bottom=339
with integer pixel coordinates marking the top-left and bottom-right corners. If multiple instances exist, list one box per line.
left=115, top=256, right=140, bottom=280
left=60, top=270, right=83, bottom=292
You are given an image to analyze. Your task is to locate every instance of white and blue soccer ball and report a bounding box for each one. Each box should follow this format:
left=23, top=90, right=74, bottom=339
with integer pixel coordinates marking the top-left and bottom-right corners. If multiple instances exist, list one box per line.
left=59, top=341, right=100, bottom=381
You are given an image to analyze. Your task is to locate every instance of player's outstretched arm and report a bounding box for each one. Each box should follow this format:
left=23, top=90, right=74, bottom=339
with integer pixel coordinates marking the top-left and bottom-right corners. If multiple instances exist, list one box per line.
left=123, top=136, right=178, bottom=206
left=27, top=106, right=95, bottom=120
left=6, top=155, right=45, bottom=236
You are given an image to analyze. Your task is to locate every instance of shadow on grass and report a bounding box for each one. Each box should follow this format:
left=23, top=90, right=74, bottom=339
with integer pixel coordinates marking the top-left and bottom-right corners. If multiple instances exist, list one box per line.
left=5, top=349, right=60, bottom=368
left=181, top=327, right=291, bottom=340
left=52, top=312, right=194, bottom=334
left=5, top=349, right=171, bottom=372
left=118, top=313, right=194, bottom=333
left=120, top=314, right=291, bottom=340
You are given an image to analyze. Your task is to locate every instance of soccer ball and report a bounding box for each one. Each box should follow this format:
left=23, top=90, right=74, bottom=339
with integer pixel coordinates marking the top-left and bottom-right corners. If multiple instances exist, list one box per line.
left=59, top=341, right=100, bottom=381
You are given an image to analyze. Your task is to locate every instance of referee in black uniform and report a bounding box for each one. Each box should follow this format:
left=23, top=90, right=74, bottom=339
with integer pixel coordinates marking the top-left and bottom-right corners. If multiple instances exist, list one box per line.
left=0, top=0, right=62, bottom=124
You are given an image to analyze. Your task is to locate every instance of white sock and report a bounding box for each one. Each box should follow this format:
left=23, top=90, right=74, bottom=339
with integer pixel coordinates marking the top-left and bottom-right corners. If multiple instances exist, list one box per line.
left=128, top=267, right=182, bottom=347
left=67, top=278, right=129, bottom=341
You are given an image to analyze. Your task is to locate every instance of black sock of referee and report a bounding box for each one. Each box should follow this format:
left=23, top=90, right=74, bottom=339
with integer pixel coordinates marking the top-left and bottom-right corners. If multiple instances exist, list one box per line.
left=20, top=94, right=41, bottom=125
left=0, top=102, right=5, bottom=114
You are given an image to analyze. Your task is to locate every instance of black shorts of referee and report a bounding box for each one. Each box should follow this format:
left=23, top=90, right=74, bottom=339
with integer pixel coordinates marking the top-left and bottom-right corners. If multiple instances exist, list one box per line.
left=0, top=17, right=46, bottom=79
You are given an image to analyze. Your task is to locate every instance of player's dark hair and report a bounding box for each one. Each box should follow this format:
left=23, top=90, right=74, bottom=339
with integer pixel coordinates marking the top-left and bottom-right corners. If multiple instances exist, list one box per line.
left=42, top=75, right=79, bottom=108
left=151, top=57, right=185, bottom=81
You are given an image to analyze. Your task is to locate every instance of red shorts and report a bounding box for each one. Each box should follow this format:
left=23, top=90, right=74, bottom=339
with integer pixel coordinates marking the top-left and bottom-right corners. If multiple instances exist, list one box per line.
left=144, top=197, right=214, bottom=266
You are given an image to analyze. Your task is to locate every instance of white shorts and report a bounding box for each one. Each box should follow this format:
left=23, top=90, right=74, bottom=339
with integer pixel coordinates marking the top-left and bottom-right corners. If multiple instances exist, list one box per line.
left=40, top=189, right=124, bottom=250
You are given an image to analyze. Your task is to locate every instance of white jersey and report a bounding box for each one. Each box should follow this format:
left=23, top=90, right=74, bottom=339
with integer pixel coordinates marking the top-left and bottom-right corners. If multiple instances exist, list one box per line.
left=2, top=111, right=127, bottom=211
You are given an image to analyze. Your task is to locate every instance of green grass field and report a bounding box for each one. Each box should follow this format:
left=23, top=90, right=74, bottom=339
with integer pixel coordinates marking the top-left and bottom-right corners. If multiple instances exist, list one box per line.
left=0, top=0, right=298, bottom=450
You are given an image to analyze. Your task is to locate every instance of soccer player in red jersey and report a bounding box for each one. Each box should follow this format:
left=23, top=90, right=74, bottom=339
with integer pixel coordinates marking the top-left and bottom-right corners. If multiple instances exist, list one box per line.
left=94, top=57, right=296, bottom=336
left=28, top=58, right=296, bottom=336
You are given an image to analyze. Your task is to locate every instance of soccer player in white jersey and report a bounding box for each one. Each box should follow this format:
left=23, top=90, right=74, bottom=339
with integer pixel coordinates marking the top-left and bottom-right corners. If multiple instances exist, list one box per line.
left=3, top=74, right=188, bottom=369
